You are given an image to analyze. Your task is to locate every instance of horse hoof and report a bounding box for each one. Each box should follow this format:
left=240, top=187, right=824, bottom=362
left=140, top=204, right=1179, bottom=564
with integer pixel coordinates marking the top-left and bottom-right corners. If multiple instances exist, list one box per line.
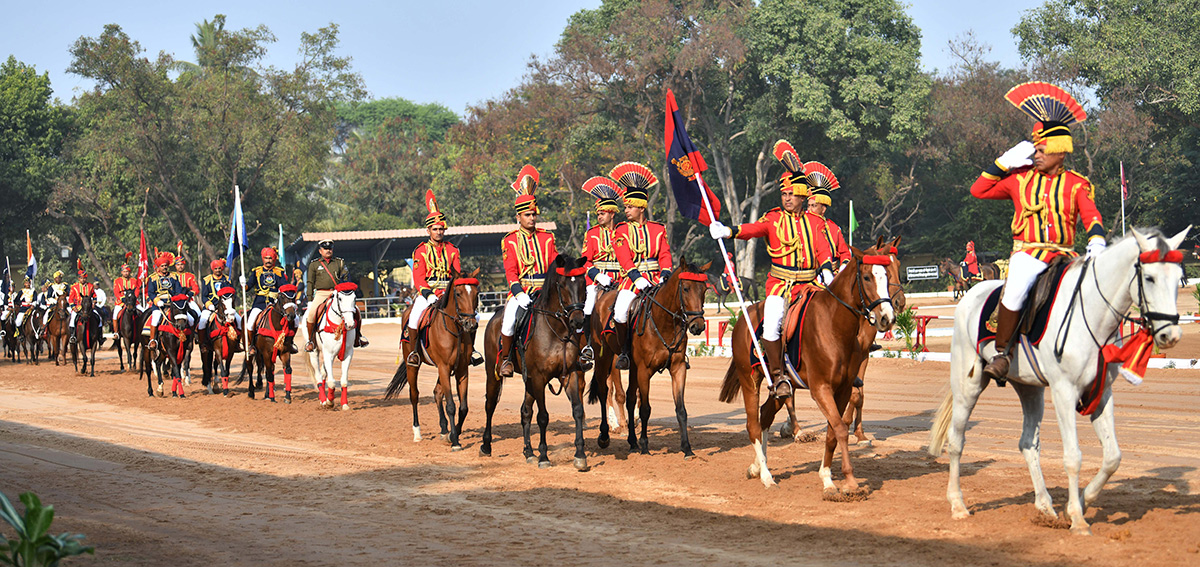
left=682, top=452, right=695, bottom=461
left=451, top=445, right=463, bottom=452
left=267, top=397, right=276, bottom=403
left=412, top=427, right=421, bottom=442
left=526, top=456, right=538, bottom=465
left=439, top=433, right=449, bottom=442
left=284, top=396, right=292, bottom=405
left=478, top=446, right=491, bottom=457
left=597, top=435, right=610, bottom=450
left=178, top=393, right=186, bottom=399
left=171, top=392, right=178, bottom=398
left=573, top=458, right=589, bottom=472
left=341, top=404, right=349, bottom=411
left=538, top=460, right=553, bottom=469
left=1069, top=523, right=1092, bottom=536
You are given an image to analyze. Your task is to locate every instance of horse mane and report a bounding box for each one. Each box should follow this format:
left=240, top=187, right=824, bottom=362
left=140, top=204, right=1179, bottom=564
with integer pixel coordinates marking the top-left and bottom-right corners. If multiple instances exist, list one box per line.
left=1110, top=227, right=1169, bottom=255
left=534, top=256, right=584, bottom=308
left=435, top=272, right=460, bottom=310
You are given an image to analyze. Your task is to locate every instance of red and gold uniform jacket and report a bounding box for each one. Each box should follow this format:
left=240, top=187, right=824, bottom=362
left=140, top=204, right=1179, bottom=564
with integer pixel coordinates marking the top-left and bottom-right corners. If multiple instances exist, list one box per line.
left=171, top=270, right=200, bottom=298
left=68, top=282, right=96, bottom=309
left=412, top=240, right=461, bottom=296
left=113, top=276, right=142, bottom=301
left=962, top=251, right=979, bottom=276
left=816, top=216, right=851, bottom=271
left=613, top=220, right=672, bottom=292
left=731, top=208, right=833, bottom=298
left=502, top=227, right=558, bottom=297
left=971, top=166, right=1104, bottom=262
left=582, top=225, right=621, bottom=286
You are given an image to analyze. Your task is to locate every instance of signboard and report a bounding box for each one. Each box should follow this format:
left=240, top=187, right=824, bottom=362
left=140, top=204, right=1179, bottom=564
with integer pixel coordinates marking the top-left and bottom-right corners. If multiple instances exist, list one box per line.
left=905, top=265, right=940, bottom=281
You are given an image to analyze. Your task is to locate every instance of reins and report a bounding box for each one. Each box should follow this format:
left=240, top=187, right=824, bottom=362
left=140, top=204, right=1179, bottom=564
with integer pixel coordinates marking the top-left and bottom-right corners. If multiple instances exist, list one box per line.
left=637, top=273, right=705, bottom=359
left=524, top=270, right=586, bottom=395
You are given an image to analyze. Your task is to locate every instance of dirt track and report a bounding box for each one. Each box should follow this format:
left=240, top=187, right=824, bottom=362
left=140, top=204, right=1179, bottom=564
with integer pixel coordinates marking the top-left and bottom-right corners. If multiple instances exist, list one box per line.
left=1, top=312, right=1198, bottom=566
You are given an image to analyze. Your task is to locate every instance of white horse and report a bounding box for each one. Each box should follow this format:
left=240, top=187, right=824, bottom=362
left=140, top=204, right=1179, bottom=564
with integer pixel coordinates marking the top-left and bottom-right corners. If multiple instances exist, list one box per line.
left=929, top=227, right=1189, bottom=535
left=302, top=286, right=358, bottom=410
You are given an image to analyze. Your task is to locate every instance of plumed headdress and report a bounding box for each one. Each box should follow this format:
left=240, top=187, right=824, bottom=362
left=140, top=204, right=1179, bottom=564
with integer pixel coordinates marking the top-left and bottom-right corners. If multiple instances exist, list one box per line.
left=121, top=252, right=133, bottom=271
left=772, top=140, right=809, bottom=196
left=154, top=252, right=175, bottom=268
left=609, top=162, right=657, bottom=208
left=76, top=258, right=87, bottom=279
left=581, top=176, right=621, bottom=214
left=1004, top=82, right=1087, bottom=154
left=510, top=164, right=540, bottom=214
left=803, top=161, right=839, bottom=207
left=424, top=189, right=447, bottom=228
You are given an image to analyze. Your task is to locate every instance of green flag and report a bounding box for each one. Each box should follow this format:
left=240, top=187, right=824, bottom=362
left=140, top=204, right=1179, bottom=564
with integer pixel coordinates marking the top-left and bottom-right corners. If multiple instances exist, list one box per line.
left=848, top=200, right=858, bottom=246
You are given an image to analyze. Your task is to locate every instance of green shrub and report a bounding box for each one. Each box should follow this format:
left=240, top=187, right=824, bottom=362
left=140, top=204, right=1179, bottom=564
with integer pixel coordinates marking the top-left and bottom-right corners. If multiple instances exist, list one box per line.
left=0, top=491, right=93, bottom=567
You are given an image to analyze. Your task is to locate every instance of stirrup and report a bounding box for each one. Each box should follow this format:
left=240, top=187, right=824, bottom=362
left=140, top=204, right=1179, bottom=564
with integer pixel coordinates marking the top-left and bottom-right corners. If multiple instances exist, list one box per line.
left=498, top=357, right=514, bottom=378
left=771, top=379, right=793, bottom=399
left=615, top=352, right=630, bottom=371
left=355, top=336, right=369, bottom=347
left=470, top=350, right=484, bottom=367
left=305, top=341, right=315, bottom=352
left=406, top=350, right=422, bottom=368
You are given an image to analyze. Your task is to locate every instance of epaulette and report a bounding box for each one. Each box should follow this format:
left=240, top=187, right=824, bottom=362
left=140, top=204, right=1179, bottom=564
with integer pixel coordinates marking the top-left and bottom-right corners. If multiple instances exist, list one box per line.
left=1067, top=170, right=1091, bottom=184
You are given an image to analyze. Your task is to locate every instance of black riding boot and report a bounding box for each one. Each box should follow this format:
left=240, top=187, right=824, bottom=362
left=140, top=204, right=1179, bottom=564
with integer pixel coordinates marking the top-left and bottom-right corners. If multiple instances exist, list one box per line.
left=497, top=334, right=515, bottom=378
left=579, top=314, right=594, bottom=371
left=614, top=321, right=631, bottom=371
left=763, top=338, right=791, bottom=398
left=982, top=305, right=1021, bottom=385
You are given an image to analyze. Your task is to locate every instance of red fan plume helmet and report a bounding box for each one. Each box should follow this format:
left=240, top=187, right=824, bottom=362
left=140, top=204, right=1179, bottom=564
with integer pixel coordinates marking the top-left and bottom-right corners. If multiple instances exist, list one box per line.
left=803, top=161, right=839, bottom=206
left=1004, top=81, right=1087, bottom=154
left=510, top=164, right=540, bottom=214
left=609, top=162, right=657, bottom=208
left=424, top=189, right=447, bottom=228
left=772, top=139, right=809, bottom=196
left=581, top=176, right=621, bottom=213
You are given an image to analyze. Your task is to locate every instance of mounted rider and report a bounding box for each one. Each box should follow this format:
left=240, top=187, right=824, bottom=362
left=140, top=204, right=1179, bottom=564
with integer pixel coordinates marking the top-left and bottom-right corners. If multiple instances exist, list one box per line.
left=144, top=252, right=186, bottom=348
left=12, top=278, right=37, bottom=334
left=605, top=162, right=673, bottom=371
left=244, top=247, right=292, bottom=355
left=708, top=139, right=835, bottom=398
left=303, top=239, right=368, bottom=352
left=171, top=248, right=201, bottom=323
left=199, top=259, right=238, bottom=331
left=972, top=82, right=1105, bottom=382
left=805, top=161, right=852, bottom=272
left=401, top=189, right=461, bottom=360
left=962, top=241, right=980, bottom=279
left=579, top=175, right=624, bottom=364
left=41, top=271, right=68, bottom=328
left=496, top=164, right=558, bottom=378
left=67, top=260, right=98, bottom=344
left=111, top=253, right=142, bottom=327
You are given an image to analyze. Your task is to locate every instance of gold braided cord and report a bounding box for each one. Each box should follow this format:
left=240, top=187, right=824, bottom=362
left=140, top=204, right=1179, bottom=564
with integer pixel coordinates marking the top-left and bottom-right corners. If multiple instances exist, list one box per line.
left=515, top=231, right=541, bottom=279
left=767, top=212, right=804, bottom=259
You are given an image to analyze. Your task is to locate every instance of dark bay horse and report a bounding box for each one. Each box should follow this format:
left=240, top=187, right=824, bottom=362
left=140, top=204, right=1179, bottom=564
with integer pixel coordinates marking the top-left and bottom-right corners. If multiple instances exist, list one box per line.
left=480, top=256, right=590, bottom=469
left=46, top=295, right=70, bottom=365
left=142, top=299, right=192, bottom=397
left=589, top=260, right=711, bottom=458
left=940, top=258, right=1001, bottom=300
left=113, top=290, right=140, bottom=372
left=19, top=306, right=46, bottom=364
left=585, top=282, right=627, bottom=439
left=236, top=293, right=298, bottom=402
left=198, top=293, right=241, bottom=395
left=71, top=295, right=103, bottom=376
left=718, top=247, right=899, bottom=493
left=385, top=268, right=481, bottom=449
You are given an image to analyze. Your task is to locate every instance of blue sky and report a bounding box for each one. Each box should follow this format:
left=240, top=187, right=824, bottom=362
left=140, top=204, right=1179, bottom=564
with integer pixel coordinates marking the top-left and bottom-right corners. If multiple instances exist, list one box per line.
left=3, top=0, right=1044, bottom=114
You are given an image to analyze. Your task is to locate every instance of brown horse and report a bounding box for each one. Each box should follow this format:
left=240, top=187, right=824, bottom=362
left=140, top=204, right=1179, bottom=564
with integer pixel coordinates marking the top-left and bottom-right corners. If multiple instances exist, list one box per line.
left=480, top=255, right=590, bottom=469
left=45, top=294, right=70, bottom=365
left=70, top=295, right=104, bottom=376
left=142, top=299, right=192, bottom=397
left=18, top=305, right=46, bottom=364
left=236, top=293, right=298, bottom=402
left=777, top=237, right=906, bottom=445
left=940, top=258, right=1000, bottom=300
left=113, top=290, right=141, bottom=372
left=718, top=246, right=899, bottom=493
left=198, top=293, right=242, bottom=395
left=385, top=268, right=482, bottom=450
left=589, top=259, right=712, bottom=457
left=583, top=282, right=628, bottom=439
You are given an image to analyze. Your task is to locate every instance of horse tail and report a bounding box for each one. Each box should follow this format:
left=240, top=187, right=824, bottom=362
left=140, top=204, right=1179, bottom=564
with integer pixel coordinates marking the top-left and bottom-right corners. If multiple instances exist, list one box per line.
left=233, top=355, right=250, bottom=386
left=586, top=369, right=604, bottom=405
left=383, top=364, right=409, bottom=399
left=927, top=390, right=954, bottom=457
left=718, top=359, right=741, bottom=403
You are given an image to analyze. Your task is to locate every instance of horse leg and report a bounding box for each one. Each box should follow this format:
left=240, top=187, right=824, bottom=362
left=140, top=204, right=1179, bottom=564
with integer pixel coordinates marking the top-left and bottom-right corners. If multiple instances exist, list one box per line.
left=452, top=372, right=469, bottom=452
left=742, top=367, right=774, bottom=486
left=636, top=366, right=652, bottom=455
left=947, top=360, right=988, bottom=519
left=1012, top=382, right=1055, bottom=517
left=336, top=350, right=350, bottom=410
left=669, top=361, right=694, bottom=459
left=480, top=368, right=500, bottom=457
left=535, top=383, right=551, bottom=467
left=609, top=366, right=627, bottom=435
left=756, top=390, right=788, bottom=487
left=1084, top=385, right=1121, bottom=508
left=810, top=383, right=859, bottom=497
left=1049, top=382, right=1090, bottom=535
left=567, top=371, right=588, bottom=471
left=407, top=364, right=422, bottom=441
left=521, top=390, right=536, bottom=463
left=779, top=395, right=800, bottom=440
left=625, top=368, right=639, bottom=451
left=437, top=367, right=453, bottom=443
left=849, top=385, right=866, bottom=444
left=593, top=361, right=611, bottom=449
left=115, top=335, right=124, bottom=371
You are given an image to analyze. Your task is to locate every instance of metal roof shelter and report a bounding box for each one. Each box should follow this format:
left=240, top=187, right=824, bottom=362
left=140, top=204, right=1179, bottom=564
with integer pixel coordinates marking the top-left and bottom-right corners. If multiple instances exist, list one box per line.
left=286, top=223, right=557, bottom=297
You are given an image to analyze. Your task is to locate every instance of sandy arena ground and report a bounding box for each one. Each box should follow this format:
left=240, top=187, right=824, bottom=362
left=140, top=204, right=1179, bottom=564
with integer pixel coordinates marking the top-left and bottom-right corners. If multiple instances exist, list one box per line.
left=1, top=288, right=1197, bottom=566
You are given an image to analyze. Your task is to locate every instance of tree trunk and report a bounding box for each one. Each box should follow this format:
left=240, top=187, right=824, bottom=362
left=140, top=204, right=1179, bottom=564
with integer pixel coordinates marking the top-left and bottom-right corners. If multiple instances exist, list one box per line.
left=50, top=211, right=114, bottom=292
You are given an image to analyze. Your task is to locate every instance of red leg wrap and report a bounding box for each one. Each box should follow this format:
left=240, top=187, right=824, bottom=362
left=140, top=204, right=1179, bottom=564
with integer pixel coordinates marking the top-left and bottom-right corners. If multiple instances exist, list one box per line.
left=318, top=384, right=326, bottom=403
left=268, top=381, right=275, bottom=399
left=340, top=386, right=348, bottom=407
left=284, top=373, right=292, bottom=392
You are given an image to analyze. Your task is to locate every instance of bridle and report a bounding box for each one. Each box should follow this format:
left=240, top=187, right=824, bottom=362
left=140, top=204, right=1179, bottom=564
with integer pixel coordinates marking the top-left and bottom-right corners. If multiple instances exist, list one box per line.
left=436, top=279, right=480, bottom=339
left=524, top=265, right=587, bottom=392
left=828, top=255, right=895, bottom=324
left=639, top=271, right=706, bottom=356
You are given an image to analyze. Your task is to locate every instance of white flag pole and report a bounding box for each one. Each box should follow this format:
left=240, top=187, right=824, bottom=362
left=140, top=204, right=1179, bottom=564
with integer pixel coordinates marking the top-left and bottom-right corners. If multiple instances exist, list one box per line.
left=1120, top=161, right=1127, bottom=237
left=235, top=185, right=252, bottom=365
left=693, top=172, right=773, bottom=386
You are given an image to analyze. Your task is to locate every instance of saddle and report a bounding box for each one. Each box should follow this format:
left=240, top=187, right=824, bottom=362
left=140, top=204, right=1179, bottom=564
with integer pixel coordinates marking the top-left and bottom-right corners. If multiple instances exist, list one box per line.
left=977, top=255, right=1073, bottom=350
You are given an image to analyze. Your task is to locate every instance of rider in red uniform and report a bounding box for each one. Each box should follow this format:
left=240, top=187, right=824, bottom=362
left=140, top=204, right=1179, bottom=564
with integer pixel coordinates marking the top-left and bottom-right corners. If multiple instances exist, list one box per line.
left=403, top=189, right=464, bottom=365
left=804, top=161, right=851, bottom=273
left=962, top=241, right=980, bottom=278
left=67, top=261, right=98, bottom=344
left=496, top=165, right=558, bottom=378
left=112, top=254, right=142, bottom=327
left=579, top=175, right=623, bottom=365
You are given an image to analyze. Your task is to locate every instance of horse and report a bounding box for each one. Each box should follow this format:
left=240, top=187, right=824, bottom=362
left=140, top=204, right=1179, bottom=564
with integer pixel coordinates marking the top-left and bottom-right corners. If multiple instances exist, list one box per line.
left=45, top=294, right=70, bottom=365
left=20, top=305, right=46, bottom=365
left=584, top=282, right=629, bottom=438
left=142, top=298, right=194, bottom=398
left=928, top=227, right=1189, bottom=535
left=777, top=237, right=906, bottom=445
left=718, top=247, right=898, bottom=492
left=113, top=290, right=141, bottom=372
left=940, top=258, right=1001, bottom=300
left=236, top=293, right=298, bottom=402
left=1, top=309, right=17, bottom=361
left=302, top=283, right=366, bottom=410
left=384, top=268, right=481, bottom=447
left=707, top=270, right=759, bottom=314
left=70, top=295, right=103, bottom=376
left=197, top=294, right=241, bottom=395
left=480, top=255, right=590, bottom=469
left=590, top=259, right=712, bottom=457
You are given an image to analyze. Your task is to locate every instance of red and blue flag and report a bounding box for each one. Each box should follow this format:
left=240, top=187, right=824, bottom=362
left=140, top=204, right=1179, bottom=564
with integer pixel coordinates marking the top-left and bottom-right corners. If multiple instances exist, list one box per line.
left=664, top=89, right=721, bottom=225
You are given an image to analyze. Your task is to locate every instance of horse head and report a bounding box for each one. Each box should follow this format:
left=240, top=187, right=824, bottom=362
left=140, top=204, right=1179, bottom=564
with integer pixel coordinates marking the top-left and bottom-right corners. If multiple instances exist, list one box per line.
left=167, top=295, right=191, bottom=332
left=122, top=289, right=138, bottom=308
left=54, top=293, right=68, bottom=318
left=844, top=246, right=897, bottom=333
left=446, top=267, right=481, bottom=333
left=867, top=235, right=906, bottom=312
left=673, top=258, right=712, bottom=336
left=546, top=255, right=588, bottom=332
left=276, top=286, right=300, bottom=320
left=79, top=294, right=94, bottom=321
left=1128, top=226, right=1190, bottom=349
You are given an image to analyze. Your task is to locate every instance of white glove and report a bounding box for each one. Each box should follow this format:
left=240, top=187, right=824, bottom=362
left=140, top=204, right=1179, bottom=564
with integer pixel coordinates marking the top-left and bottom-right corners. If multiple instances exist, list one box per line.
left=238, top=275, right=248, bottom=286
left=709, top=221, right=732, bottom=240
left=634, top=277, right=651, bottom=291
left=1086, top=238, right=1106, bottom=259
left=515, top=292, right=533, bottom=308
left=996, top=141, right=1035, bottom=171
left=595, top=273, right=613, bottom=287
left=818, top=269, right=835, bottom=286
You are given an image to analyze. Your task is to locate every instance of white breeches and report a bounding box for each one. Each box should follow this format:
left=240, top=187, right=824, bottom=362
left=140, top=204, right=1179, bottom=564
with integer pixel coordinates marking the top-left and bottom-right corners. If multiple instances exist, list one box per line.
left=150, top=309, right=194, bottom=328
left=613, top=289, right=637, bottom=324
left=69, top=310, right=77, bottom=327
left=248, top=307, right=262, bottom=331
left=15, top=311, right=26, bottom=328
left=198, top=309, right=241, bottom=330
left=1000, top=252, right=1049, bottom=311
left=112, top=304, right=124, bottom=323
left=408, top=294, right=434, bottom=330
left=42, top=309, right=52, bottom=325
left=501, top=296, right=523, bottom=337
left=584, top=284, right=598, bottom=316
left=762, top=295, right=787, bottom=342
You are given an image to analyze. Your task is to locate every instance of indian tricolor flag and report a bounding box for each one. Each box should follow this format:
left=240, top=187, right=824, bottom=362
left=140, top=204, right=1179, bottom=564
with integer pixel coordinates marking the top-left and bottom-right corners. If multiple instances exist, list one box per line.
left=24, top=230, right=36, bottom=281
